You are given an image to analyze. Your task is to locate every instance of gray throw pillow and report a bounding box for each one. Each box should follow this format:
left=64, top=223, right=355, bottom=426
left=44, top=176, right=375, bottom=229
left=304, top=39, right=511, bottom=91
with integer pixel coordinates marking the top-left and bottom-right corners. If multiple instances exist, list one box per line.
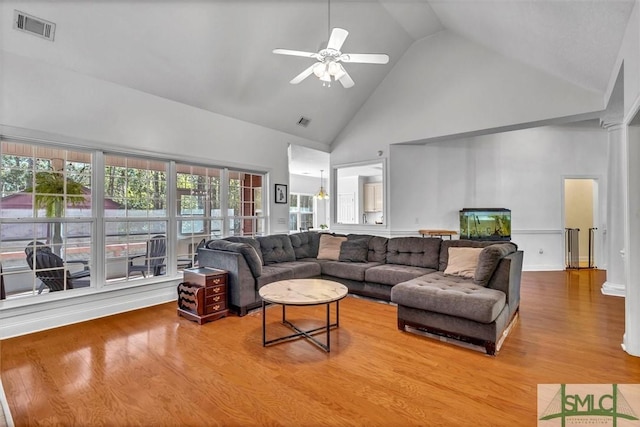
left=339, top=239, right=369, bottom=263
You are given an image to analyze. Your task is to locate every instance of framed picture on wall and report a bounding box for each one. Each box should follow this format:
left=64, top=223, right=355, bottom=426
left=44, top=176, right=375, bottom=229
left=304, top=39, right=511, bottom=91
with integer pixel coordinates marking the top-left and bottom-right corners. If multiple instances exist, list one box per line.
left=275, top=184, right=288, bottom=204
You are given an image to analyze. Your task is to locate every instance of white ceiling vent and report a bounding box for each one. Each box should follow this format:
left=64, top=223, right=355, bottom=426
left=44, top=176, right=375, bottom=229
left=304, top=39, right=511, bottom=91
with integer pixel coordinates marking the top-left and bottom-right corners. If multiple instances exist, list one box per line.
left=297, top=117, right=311, bottom=128
left=14, top=10, right=56, bottom=41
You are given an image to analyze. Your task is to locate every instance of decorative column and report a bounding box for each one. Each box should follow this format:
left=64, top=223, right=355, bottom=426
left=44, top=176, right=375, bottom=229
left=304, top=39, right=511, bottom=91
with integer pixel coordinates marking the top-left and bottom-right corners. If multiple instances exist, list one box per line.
left=601, top=121, right=626, bottom=297
left=624, top=119, right=640, bottom=356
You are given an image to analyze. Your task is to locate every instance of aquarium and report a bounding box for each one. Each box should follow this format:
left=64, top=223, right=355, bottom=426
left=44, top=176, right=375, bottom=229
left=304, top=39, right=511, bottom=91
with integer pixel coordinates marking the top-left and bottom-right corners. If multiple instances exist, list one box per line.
left=459, top=208, right=511, bottom=241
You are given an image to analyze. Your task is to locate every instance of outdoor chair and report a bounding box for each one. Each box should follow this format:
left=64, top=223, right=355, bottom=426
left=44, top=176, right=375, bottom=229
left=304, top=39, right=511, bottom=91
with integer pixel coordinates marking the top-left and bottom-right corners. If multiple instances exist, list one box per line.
left=30, top=250, right=90, bottom=292
left=25, top=241, right=51, bottom=259
left=25, top=241, right=90, bottom=272
left=25, top=242, right=90, bottom=293
left=128, top=235, right=167, bottom=277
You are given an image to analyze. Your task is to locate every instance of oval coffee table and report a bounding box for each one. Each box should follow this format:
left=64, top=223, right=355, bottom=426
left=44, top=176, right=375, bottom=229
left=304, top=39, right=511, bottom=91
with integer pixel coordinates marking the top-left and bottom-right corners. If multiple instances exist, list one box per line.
left=259, top=278, right=348, bottom=352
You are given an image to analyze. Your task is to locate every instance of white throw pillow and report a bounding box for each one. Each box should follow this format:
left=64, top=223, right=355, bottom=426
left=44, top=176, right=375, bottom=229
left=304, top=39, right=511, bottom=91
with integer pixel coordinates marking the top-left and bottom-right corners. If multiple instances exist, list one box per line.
left=444, top=247, right=483, bottom=279
left=317, top=234, right=347, bottom=260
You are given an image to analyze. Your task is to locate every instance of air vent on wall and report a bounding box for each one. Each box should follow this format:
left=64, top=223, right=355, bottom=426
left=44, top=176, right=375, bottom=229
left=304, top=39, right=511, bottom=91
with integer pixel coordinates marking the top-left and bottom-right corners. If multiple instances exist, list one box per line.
left=297, top=117, right=311, bottom=128
left=14, top=10, right=56, bottom=41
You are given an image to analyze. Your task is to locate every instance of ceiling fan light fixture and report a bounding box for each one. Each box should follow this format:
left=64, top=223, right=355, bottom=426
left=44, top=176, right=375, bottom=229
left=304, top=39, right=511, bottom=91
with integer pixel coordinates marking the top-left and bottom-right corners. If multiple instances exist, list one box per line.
left=328, top=61, right=340, bottom=75
left=313, top=62, right=326, bottom=78
left=272, top=0, right=389, bottom=88
left=333, top=63, right=347, bottom=80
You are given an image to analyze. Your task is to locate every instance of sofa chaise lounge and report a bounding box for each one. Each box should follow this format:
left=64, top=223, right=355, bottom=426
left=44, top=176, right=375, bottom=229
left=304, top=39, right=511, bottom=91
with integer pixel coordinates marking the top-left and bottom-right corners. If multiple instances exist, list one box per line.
left=198, top=232, right=523, bottom=354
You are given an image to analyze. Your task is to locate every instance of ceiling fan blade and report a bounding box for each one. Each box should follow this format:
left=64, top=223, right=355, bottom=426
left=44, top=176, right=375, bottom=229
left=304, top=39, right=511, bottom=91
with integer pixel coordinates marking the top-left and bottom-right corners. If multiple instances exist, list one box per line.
left=341, top=53, right=389, bottom=64
left=327, top=28, right=349, bottom=51
left=338, top=69, right=355, bottom=88
left=290, top=64, right=316, bottom=84
left=273, top=49, right=319, bottom=59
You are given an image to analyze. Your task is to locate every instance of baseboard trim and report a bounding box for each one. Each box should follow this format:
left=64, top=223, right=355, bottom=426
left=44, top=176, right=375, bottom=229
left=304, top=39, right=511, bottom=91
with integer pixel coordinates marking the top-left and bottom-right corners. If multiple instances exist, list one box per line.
left=601, top=281, right=625, bottom=297
left=0, top=279, right=180, bottom=339
left=523, top=265, right=565, bottom=272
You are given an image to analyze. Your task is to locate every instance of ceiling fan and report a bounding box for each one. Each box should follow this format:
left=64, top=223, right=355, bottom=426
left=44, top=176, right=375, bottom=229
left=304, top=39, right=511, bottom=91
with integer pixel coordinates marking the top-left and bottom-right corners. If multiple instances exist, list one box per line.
left=273, top=27, right=389, bottom=88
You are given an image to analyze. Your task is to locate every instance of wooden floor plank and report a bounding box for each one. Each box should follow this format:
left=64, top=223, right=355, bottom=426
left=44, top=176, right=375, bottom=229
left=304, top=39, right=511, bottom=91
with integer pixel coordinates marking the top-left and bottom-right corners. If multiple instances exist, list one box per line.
left=2, top=270, right=640, bottom=426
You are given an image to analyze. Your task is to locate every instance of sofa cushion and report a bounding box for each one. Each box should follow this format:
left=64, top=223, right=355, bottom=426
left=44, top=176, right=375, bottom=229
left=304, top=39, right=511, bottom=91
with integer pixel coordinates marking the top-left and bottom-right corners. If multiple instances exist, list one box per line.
left=225, top=236, right=263, bottom=264
left=290, top=232, right=320, bottom=259
left=364, top=264, right=436, bottom=286
left=267, top=261, right=321, bottom=279
left=391, top=272, right=506, bottom=324
left=205, top=240, right=262, bottom=277
left=256, top=265, right=295, bottom=289
left=257, top=234, right=296, bottom=265
left=339, top=239, right=369, bottom=263
left=317, top=234, right=347, bottom=260
left=444, top=247, right=483, bottom=279
left=368, top=236, right=389, bottom=263
left=386, top=237, right=441, bottom=269
left=474, top=243, right=518, bottom=286
left=321, top=261, right=381, bottom=281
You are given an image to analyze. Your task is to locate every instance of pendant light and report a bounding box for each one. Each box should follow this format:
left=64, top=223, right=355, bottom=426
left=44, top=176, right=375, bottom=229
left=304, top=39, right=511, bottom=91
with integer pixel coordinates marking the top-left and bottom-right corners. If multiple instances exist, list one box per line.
left=316, top=170, right=329, bottom=200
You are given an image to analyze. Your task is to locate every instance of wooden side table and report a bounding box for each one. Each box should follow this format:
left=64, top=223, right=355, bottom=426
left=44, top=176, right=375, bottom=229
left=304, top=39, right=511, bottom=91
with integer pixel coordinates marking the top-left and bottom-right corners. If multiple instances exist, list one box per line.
left=418, top=229, right=458, bottom=239
left=177, top=267, right=229, bottom=324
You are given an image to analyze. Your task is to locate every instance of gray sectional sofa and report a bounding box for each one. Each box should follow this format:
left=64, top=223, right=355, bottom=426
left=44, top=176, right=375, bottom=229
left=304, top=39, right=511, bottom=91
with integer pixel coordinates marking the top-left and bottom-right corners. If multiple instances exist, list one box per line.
left=198, top=232, right=523, bottom=355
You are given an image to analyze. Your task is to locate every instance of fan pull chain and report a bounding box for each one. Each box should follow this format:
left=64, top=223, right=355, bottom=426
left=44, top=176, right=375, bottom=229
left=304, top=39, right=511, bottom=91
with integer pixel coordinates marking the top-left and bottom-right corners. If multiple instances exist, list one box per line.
left=327, top=0, right=331, bottom=39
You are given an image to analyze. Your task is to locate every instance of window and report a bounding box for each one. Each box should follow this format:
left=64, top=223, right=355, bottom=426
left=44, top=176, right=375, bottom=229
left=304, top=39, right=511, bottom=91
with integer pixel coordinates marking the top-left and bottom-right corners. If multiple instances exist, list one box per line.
left=227, top=170, right=265, bottom=237
left=0, top=139, right=267, bottom=299
left=104, top=155, right=168, bottom=283
left=289, top=193, right=314, bottom=232
left=176, top=165, right=222, bottom=267
left=1, top=140, right=93, bottom=296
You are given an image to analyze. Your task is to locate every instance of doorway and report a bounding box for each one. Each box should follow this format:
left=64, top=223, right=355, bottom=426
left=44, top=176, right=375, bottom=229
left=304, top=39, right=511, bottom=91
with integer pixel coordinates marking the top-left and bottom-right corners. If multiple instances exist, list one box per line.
left=563, top=178, right=598, bottom=269
left=288, top=145, right=330, bottom=230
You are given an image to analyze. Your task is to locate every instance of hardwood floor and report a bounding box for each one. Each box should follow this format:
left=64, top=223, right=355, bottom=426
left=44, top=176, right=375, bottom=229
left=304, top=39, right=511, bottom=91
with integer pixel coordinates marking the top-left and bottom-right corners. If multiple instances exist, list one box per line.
left=2, top=270, right=640, bottom=426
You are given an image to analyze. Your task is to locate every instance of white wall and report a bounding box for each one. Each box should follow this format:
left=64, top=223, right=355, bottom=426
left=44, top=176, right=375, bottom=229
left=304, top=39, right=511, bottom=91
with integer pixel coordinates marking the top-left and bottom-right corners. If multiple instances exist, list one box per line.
left=389, top=125, right=609, bottom=271
left=0, top=51, right=326, bottom=235
left=610, top=0, right=640, bottom=118
left=328, top=29, right=611, bottom=271
left=331, top=30, right=605, bottom=167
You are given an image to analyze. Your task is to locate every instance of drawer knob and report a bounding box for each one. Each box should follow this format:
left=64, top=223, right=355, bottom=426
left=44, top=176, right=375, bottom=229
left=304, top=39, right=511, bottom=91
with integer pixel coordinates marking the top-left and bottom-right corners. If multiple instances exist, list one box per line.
left=212, top=278, right=221, bottom=284
left=213, top=296, right=220, bottom=302
left=212, top=304, right=220, bottom=311
left=212, top=286, right=221, bottom=293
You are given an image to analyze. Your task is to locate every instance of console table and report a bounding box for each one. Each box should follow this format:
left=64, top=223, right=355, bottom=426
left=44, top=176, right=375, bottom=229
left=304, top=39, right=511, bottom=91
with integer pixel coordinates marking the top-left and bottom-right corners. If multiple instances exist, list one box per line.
left=419, top=229, right=457, bottom=239
left=177, top=267, right=228, bottom=324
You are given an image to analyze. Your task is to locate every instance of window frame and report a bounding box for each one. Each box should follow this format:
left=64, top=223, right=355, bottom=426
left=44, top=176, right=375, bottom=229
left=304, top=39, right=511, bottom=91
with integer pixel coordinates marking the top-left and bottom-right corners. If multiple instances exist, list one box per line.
left=0, top=137, right=268, bottom=300
left=289, top=192, right=315, bottom=233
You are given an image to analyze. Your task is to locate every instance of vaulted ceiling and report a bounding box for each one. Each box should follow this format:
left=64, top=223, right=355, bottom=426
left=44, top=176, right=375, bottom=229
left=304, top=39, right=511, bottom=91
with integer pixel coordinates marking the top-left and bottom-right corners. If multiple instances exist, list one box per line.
left=0, top=0, right=635, bottom=149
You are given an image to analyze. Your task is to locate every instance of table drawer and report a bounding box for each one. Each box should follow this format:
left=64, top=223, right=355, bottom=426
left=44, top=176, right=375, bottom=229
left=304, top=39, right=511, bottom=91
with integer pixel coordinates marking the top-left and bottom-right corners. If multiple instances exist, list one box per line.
left=205, top=275, right=226, bottom=287
left=206, top=284, right=225, bottom=296
left=205, top=293, right=225, bottom=305
left=206, top=301, right=227, bottom=314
